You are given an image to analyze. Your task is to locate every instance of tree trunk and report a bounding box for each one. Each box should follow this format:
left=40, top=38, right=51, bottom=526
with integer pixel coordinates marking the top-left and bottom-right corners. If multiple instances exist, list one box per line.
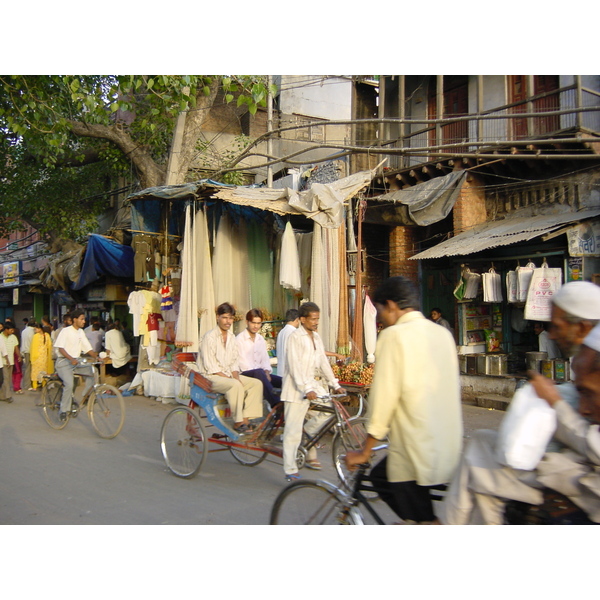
left=67, top=120, right=166, bottom=189
left=173, top=79, right=221, bottom=184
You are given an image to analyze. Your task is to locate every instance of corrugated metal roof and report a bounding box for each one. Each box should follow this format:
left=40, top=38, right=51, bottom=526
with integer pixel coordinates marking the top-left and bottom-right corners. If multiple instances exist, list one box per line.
left=410, top=208, right=600, bottom=260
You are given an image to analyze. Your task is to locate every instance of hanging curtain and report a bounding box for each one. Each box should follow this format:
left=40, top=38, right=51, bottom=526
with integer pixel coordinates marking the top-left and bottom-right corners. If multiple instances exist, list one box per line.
left=248, top=220, right=273, bottom=313
left=310, top=222, right=329, bottom=348
left=296, top=231, right=313, bottom=300
left=231, top=219, right=250, bottom=320
left=337, top=220, right=351, bottom=355
left=175, top=205, right=199, bottom=348
left=325, top=225, right=340, bottom=355
left=194, top=205, right=216, bottom=339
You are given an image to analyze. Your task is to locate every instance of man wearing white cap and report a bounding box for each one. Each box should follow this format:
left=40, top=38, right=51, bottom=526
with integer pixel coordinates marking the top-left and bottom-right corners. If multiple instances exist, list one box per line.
left=549, top=281, right=600, bottom=358
left=438, top=322, right=600, bottom=524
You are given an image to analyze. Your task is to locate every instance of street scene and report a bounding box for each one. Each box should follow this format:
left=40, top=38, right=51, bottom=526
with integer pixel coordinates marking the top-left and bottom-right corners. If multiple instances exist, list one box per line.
left=1, top=73, right=599, bottom=533
left=0, top=389, right=503, bottom=525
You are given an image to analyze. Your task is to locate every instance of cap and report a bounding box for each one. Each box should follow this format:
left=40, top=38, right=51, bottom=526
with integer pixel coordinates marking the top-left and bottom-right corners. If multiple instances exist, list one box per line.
left=552, top=281, right=600, bottom=320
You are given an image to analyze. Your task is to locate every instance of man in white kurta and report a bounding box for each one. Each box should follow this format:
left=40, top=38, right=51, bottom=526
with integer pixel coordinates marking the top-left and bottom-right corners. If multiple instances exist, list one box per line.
left=438, top=324, right=600, bottom=525
left=104, top=324, right=132, bottom=371
left=197, top=303, right=263, bottom=431
left=281, top=302, right=344, bottom=480
left=346, top=276, right=463, bottom=523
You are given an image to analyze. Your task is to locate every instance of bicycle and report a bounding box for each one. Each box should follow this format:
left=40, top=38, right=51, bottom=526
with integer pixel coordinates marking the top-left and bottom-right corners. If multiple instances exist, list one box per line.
left=41, top=358, right=126, bottom=439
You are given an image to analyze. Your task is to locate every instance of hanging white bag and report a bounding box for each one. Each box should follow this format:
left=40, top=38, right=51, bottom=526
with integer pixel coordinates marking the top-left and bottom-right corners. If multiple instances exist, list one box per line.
left=524, top=265, right=562, bottom=321
left=516, top=261, right=536, bottom=302
left=495, top=383, right=557, bottom=470
left=506, top=270, right=518, bottom=303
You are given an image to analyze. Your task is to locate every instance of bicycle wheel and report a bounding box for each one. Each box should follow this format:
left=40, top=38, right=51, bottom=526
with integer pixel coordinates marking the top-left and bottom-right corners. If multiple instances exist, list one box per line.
left=270, top=480, right=362, bottom=525
left=331, top=417, right=385, bottom=489
left=160, top=406, right=207, bottom=478
left=42, top=380, right=68, bottom=430
left=229, top=442, right=268, bottom=466
left=88, top=384, right=126, bottom=439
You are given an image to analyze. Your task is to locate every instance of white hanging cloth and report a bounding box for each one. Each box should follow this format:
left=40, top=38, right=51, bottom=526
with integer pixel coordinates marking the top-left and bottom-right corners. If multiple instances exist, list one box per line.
left=194, top=206, right=216, bottom=339
left=280, top=221, right=302, bottom=291
left=175, top=205, right=199, bottom=348
left=363, top=294, right=378, bottom=364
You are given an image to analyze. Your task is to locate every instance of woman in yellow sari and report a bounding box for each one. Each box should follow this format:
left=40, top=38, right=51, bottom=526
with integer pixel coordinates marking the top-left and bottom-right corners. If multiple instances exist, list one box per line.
left=30, top=324, right=54, bottom=389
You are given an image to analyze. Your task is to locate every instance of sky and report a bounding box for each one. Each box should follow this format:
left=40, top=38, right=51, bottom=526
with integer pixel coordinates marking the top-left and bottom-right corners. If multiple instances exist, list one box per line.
left=4, top=1, right=597, bottom=76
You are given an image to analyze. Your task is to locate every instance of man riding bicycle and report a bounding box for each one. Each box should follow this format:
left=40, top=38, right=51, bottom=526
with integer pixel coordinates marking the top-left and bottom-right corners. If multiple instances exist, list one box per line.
left=54, top=309, right=104, bottom=422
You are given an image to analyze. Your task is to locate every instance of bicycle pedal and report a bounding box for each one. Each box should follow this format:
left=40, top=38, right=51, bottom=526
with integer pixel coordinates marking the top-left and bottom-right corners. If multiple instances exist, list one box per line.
left=211, top=433, right=228, bottom=440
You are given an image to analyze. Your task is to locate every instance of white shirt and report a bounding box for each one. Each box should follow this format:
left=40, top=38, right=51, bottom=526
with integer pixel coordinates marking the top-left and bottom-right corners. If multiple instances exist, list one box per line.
left=236, top=329, right=271, bottom=373
left=55, top=325, right=93, bottom=359
left=281, top=325, right=338, bottom=404
left=538, top=330, right=561, bottom=359
left=104, top=329, right=132, bottom=369
left=21, top=326, right=35, bottom=354
left=86, top=329, right=105, bottom=354
left=3, top=334, right=18, bottom=366
left=198, top=327, right=239, bottom=377
left=276, top=323, right=297, bottom=379
left=0, top=334, right=9, bottom=364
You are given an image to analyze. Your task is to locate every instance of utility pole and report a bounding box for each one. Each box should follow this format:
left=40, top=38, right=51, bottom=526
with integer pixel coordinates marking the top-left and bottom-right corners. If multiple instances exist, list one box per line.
left=267, top=76, right=273, bottom=188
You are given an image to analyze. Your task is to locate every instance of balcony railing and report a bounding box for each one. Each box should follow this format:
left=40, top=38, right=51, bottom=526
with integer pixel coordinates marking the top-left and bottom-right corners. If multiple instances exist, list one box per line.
left=378, top=84, right=600, bottom=170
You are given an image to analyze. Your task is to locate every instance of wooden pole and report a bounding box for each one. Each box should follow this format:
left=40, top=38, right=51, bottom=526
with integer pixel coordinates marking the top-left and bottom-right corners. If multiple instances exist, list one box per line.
left=352, top=198, right=366, bottom=362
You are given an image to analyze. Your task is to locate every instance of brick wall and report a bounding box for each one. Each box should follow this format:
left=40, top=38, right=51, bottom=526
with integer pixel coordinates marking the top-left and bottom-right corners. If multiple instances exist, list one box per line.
left=388, top=225, right=418, bottom=283
left=452, top=172, right=487, bottom=234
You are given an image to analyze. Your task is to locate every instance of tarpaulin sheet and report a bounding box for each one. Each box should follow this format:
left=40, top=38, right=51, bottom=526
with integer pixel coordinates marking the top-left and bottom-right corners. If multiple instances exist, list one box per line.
left=368, top=170, right=467, bottom=226
left=72, top=234, right=134, bottom=290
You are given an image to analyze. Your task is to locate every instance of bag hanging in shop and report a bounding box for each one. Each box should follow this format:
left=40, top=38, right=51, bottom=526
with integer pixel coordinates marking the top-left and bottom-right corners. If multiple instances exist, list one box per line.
left=524, top=264, right=563, bottom=321
left=464, top=271, right=481, bottom=299
left=506, top=270, right=518, bottom=303
left=516, top=261, right=537, bottom=302
left=483, top=267, right=502, bottom=303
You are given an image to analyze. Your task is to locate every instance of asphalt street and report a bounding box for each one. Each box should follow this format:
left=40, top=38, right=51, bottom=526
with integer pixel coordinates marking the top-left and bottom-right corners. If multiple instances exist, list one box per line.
left=0, top=389, right=506, bottom=525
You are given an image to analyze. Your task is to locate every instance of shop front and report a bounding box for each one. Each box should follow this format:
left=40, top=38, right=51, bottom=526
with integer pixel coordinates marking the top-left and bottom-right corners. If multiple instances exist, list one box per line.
left=411, top=207, right=600, bottom=396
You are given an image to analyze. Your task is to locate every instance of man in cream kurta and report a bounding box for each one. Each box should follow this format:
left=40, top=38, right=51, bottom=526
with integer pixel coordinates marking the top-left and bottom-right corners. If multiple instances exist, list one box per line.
left=197, top=303, right=263, bottom=432
left=346, top=276, right=463, bottom=523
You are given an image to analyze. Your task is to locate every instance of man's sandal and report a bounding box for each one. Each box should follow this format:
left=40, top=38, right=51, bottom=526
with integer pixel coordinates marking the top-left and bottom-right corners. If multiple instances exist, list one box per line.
left=305, top=459, right=322, bottom=470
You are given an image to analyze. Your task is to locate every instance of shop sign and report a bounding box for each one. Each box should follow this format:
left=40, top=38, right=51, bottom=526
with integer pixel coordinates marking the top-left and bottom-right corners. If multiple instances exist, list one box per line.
left=2, top=262, right=20, bottom=287
left=567, top=221, right=600, bottom=256
left=567, top=257, right=584, bottom=281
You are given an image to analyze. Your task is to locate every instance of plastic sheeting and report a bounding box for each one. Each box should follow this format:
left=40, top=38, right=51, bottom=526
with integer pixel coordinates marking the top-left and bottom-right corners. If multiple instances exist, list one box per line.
left=368, top=170, right=467, bottom=226
left=72, top=234, right=134, bottom=290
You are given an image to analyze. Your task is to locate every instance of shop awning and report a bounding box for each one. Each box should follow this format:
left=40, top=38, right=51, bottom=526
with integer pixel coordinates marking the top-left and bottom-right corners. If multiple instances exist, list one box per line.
left=410, top=207, right=600, bottom=260
left=366, top=170, right=467, bottom=226
left=126, top=171, right=374, bottom=229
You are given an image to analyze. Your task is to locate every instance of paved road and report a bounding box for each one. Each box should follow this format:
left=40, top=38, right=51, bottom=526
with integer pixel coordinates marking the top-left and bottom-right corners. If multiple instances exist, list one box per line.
left=0, top=390, right=506, bottom=525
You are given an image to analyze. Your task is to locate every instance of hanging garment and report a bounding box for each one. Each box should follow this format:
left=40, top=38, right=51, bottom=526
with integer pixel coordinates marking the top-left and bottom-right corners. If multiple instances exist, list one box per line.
left=280, top=221, right=302, bottom=292
left=363, top=294, right=377, bottom=364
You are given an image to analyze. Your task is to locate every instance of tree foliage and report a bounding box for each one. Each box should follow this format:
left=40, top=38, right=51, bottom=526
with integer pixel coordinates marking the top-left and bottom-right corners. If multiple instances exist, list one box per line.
left=0, top=75, right=276, bottom=239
